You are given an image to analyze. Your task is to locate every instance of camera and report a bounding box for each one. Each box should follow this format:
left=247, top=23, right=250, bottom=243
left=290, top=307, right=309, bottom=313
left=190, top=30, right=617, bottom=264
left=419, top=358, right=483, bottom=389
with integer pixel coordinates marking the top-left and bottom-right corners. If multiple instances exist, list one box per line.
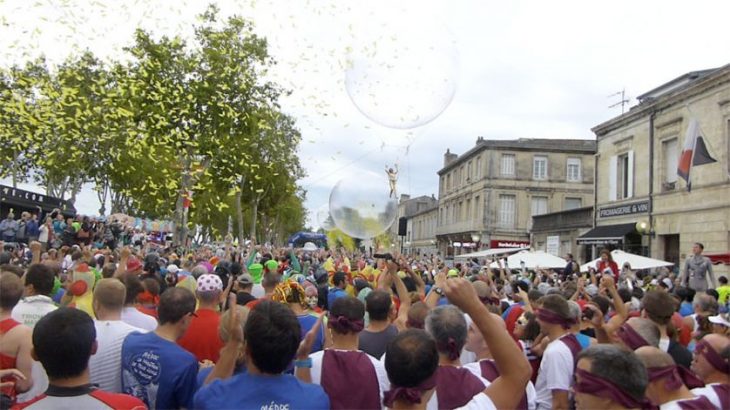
left=373, top=253, right=394, bottom=261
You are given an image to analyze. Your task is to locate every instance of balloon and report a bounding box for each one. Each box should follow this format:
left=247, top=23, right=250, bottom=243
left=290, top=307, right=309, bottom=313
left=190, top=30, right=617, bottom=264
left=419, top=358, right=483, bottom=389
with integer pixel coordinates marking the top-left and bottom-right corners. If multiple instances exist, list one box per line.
left=316, top=204, right=335, bottom=231
left=345, top=9, right=459, bottom=129
left=329, top=171, right=397, bottom=239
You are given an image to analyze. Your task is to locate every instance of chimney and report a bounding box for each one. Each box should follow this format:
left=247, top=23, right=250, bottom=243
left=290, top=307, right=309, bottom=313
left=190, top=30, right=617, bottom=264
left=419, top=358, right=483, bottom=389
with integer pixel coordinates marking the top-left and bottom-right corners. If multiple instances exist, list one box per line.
left=444, top=149, right=458, bottom=167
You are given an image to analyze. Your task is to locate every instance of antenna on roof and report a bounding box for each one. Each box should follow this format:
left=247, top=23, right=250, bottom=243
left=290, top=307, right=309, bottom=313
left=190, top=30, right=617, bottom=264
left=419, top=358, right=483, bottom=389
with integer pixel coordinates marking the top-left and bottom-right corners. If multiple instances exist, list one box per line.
left=608, top=88, right=630, bottom=114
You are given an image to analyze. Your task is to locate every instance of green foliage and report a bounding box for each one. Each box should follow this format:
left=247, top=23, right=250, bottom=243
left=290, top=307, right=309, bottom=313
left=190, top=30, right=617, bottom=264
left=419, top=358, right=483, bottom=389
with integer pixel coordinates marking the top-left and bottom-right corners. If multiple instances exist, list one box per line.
left=0, top=6, right=307, bottom=243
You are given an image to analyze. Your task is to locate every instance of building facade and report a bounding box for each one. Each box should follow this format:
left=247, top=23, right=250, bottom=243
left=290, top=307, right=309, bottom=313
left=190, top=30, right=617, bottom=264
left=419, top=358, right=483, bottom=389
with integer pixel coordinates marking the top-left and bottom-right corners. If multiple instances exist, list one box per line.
left=588, top=64, right=730, bottom=276
left=388, top=194, right=438, bottom=248
left=436, top=138, right=596, bottom=256
left=405, top=204, right=439, bottom=256
left=532, top=206, right=593, bottom=263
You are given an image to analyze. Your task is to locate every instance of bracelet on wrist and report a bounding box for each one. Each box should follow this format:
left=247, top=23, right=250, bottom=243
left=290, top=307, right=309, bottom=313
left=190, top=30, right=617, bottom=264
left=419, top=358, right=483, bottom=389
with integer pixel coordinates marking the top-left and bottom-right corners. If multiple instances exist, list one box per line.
left=294, top=358, right=312, bottom=368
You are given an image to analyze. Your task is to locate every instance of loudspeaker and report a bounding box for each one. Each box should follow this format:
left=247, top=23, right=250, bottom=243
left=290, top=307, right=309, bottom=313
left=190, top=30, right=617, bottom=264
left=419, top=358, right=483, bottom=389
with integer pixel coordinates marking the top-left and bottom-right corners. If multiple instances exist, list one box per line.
left=398, top=217, right=407, bottom=236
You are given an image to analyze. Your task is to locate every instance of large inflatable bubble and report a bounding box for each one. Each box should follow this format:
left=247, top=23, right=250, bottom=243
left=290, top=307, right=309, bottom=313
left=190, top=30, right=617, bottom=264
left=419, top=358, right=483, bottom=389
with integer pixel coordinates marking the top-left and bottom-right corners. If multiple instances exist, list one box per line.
left=316, top=204, right=335, bottom=231
left=345, top=9, right=459, bottom=129
left=329, top=171, right=398, bottom=239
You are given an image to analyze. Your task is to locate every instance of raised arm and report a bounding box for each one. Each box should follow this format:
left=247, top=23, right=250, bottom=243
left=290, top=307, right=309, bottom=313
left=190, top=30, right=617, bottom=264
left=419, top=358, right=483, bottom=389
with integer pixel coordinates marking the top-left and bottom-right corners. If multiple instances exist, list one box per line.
left=443, top=278, right=531, bottom=410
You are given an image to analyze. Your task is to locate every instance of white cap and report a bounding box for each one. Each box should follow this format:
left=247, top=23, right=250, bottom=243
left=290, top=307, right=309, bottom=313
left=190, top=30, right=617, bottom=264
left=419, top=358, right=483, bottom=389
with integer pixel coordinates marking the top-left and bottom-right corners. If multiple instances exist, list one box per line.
left=167, top=264, right=180, bottom=274
left=708, top=314, right=730, bottom=328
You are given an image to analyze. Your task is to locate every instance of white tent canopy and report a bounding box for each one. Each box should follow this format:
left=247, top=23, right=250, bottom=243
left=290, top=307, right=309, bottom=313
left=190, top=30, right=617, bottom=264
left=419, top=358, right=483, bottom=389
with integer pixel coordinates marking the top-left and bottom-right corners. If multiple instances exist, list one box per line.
left=488, top=250, right=567, bottom=269
left=580, top=249, right=674, bottom=272
left=454, top=247, right=529, bottom=260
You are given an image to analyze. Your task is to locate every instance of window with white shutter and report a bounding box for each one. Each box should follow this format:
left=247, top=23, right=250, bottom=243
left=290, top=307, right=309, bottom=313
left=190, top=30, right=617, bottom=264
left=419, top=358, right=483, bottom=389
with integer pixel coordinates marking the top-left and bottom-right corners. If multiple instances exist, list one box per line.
left=499, top=194, right=516, bottom=228
left=533, top=156, right=548, bottom=180
left=567, top=158, right=581, bottom=182
left=501, top=154, right=515, bottom=176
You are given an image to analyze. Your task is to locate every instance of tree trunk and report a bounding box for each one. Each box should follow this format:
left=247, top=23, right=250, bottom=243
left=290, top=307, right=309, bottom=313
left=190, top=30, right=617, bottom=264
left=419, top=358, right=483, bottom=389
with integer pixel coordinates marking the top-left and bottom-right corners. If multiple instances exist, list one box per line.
left=236, top=175, right=246, bottom=246
left=96, top=181, right=108, bottom=216
left=174, top=155, right=191, bottom=246
left=250, top=196, right=260, bottom=243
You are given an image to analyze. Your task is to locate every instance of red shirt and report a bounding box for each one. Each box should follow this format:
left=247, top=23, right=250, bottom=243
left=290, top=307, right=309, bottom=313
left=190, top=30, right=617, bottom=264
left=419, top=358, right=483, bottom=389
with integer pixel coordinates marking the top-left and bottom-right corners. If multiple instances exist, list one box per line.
left=177, top=308, right=224, bottom=362
left=596, top=260, right=620, bottom=281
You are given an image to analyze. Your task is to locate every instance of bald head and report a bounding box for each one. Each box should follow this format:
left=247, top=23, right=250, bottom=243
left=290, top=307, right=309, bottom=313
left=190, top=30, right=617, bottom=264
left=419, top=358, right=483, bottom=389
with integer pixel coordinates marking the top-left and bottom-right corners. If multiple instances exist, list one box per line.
left=407, top=302, right=429, bottom=329
left=635, top=346, right=676, bottom=369
left=0, top=272, right=24, bottom=310
left=93, top=278, right=127, bottom=311
left=702, top=333, right=730, bottom=353
left=626, top=317, right=660, bottom=348
left=472, top=281, right=490, bottom=299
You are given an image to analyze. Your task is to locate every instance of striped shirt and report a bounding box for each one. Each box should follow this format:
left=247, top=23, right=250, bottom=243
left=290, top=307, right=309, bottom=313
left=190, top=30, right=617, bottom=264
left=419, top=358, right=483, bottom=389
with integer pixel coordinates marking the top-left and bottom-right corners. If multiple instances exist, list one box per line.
left=89, top=320, right=146, bottom=393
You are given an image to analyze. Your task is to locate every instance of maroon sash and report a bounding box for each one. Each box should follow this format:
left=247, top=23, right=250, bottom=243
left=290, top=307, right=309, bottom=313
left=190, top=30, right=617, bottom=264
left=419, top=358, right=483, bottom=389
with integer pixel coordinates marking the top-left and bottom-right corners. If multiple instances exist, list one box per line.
left=712, top=384, right=729, bottom=410
left=559, top=333, right=582, bottom=363
left=321, top=350, right=381, bottom=410
left=478, top=360, right=528, bottom=410
left=676, top=395, right=715, bottom=410
left=435, top=366, right=486, bottom=409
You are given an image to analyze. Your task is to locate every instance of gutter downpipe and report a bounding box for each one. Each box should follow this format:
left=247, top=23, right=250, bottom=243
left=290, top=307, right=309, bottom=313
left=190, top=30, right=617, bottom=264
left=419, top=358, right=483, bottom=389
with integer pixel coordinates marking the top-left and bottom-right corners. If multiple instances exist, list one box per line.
left=592, top=150, right=599, bottom=259
left=648, top=110, right=656, bottom=257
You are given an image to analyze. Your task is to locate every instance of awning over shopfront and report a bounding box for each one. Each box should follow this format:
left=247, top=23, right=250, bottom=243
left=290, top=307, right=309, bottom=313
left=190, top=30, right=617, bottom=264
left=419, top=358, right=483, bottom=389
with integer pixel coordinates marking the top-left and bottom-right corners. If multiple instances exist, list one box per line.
left=576, top=223, right=636, bottom=245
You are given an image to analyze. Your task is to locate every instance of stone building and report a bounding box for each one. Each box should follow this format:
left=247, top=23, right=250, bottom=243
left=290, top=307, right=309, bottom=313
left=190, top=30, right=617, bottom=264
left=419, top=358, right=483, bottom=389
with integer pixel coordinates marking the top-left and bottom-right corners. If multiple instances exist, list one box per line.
left=404, top=203, right=439, bottom=256
left=588, top=64, right=730, bottom=276
left=531, top=206, right=593, bottom=263
left=436, top=137, right=596, bottom=257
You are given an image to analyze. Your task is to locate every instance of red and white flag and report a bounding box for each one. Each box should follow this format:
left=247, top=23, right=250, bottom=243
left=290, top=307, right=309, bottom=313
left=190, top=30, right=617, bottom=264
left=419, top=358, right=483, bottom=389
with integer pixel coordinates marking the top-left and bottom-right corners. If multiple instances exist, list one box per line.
left=677, top=118, right=716, bottom=191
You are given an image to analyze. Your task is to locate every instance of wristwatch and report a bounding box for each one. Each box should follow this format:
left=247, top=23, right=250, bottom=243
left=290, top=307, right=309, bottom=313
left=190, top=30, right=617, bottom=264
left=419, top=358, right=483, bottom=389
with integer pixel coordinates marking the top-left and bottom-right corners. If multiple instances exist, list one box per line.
left=433, top=286, right=444, bottom=296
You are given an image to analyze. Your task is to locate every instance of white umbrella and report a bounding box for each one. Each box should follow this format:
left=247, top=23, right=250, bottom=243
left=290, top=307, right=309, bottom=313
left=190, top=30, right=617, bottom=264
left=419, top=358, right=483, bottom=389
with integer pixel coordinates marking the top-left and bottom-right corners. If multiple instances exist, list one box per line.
left=454, top=247, right=528, bottom=260
left=580, top=249, right=674, bottom=272
left=489, top=250, right=567, bottom=269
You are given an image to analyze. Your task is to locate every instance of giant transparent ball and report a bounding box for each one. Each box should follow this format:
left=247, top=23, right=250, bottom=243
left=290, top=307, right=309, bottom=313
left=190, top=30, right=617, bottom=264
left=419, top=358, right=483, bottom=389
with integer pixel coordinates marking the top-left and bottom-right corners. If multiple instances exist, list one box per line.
left=316, top=204, right=335, bottom=231
left=329, top=171, right=398, bottom=239
left=345, top=10, right=459, bottom=129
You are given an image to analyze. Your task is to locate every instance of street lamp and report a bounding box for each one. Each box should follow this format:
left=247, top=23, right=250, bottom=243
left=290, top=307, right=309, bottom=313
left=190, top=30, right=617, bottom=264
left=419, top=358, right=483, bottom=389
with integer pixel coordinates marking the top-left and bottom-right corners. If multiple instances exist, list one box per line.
left=635, top=221, right=654, bottom=237
left=471, top=233, right=481, bottom=250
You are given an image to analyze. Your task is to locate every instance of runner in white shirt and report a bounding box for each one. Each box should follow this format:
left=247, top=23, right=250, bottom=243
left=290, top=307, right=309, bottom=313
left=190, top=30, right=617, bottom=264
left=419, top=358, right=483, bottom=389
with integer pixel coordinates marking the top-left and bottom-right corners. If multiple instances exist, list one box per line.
left=11, top=264, right=58, bottom=328
left=690, top=334, right=730, bottom=409
left=118, top=274, right=157, bottom=331
left=533, top=295, right=580, bottom=410
left=89, top=279, right=147, bottom=393
left=463, top=315, right=537, bottom=410
left=301, top=295, right=389, bottom=408
left=572, top=344, right=649, bottom=410
left=635, top=346, right=714, bottom=410
left=379, top=278, right=531, bottom=410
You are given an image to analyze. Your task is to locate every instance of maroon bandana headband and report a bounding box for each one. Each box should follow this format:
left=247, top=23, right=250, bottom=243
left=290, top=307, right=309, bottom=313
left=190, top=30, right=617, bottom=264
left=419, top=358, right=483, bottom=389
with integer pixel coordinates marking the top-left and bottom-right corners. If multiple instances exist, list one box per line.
left=382, top=373, right=437, bottom=407
left=695, top=340, right=730, bottom=375
left=646, top=365, right=704, bottom=390
left=573, top=368, right=647, bottom=409
left=617, top=323, right=649, bottom=350
left=537, top=308, right=576, bottom=329
left=405, top=318, right=424, bottom=329
left=436, top=337, right=461, bottom=361
left=327, top=314, right=364, bottom=334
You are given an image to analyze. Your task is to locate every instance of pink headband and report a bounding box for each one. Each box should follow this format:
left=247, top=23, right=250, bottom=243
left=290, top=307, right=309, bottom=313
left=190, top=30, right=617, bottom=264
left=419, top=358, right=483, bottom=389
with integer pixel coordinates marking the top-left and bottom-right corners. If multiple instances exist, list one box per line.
left=695, top=340, right=730, bottom=375
left=646, top=365, right=704, bottom=390
left=617, top=323, right=649, bottom=350
left=537, top=308, right=576, bottom=329
left=573, top=368, right=648, bottom=409
left=327, top=314, right=364, bottom=334
left=382, top=373, right=437, bottom=407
